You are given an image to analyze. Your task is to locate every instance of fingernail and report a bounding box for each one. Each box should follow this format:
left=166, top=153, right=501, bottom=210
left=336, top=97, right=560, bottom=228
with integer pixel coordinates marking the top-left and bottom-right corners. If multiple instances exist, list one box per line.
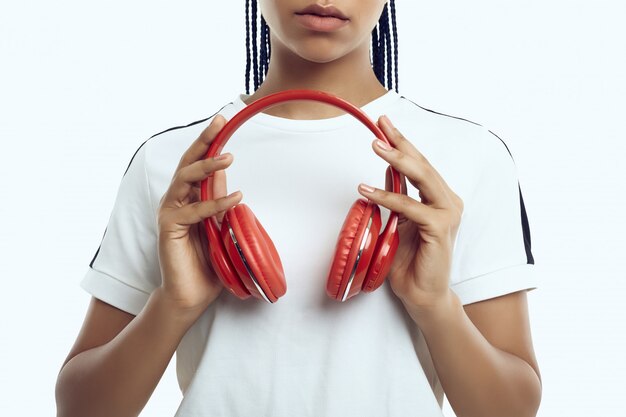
left=375, top=139, right=392, bottom=151
left=359, top=183, right=376, bottom=193
left=381, top=114, right=394, bottom=129
left=214, top=153, right=229, bottom=161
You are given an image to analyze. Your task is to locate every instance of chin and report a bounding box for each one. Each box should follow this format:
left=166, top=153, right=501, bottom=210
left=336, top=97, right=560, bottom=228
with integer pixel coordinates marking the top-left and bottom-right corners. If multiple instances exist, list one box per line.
left=295, top=52, right=342, bottom=64
left=290, top=40, right=350, bottom=64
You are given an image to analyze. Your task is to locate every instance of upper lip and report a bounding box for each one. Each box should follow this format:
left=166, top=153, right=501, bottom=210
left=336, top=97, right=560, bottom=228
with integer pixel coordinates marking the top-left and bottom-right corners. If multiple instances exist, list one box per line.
left=295, top=4, right=349, bottom=20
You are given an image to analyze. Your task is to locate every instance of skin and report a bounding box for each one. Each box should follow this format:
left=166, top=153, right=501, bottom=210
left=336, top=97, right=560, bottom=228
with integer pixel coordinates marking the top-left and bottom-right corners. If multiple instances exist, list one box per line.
left=247, top=0, right=390, bottom=118
left=55, top=2, right=542, bottom=417
left=359, top=118, right=542, bottom=417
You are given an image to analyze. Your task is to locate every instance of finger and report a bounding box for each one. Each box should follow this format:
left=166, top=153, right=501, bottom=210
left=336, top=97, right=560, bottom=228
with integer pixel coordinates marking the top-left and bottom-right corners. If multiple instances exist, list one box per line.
left=377, top=115, right=457, bottom=202
left=357, top=183, right=433, bottom=228
left=172, top=191, right=243, bottom=227
left=212, top=168, right=228, bottom=224
left=371, top=137, right=449, bottom=208
left=213, top=167, right=228, bottom=199
left=176, top=114, right=227, bottom=171
left=186, top=163, right=230, bottom=225
left=167, top=153, right=233, bottom=204
left=377, top=115, right=425, bottom=161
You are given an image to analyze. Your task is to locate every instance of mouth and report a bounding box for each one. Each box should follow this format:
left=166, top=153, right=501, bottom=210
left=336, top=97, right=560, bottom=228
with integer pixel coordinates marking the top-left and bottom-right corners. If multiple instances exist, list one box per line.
left=294, top=4, right=350, bottom=32
left=294, top=4, right=349, bottom=21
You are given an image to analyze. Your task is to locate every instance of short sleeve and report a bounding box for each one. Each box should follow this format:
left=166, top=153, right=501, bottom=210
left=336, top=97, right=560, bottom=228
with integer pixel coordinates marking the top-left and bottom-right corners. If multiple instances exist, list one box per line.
left=80, top=142, right=161, bottom=315
left=449, top=128, right=537, bottom=305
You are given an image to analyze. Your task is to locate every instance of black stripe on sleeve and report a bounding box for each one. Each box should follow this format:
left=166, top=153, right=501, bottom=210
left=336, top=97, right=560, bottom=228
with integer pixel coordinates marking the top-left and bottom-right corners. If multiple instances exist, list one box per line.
left=400, top=97, right=534, bottom=265
left=89, top=103, right=232, bottom=269
left=400, top=96, right=482, bottom=126
left=486, top=130, right=534, bottom=265
left=88, top=228, right=106, bottom=268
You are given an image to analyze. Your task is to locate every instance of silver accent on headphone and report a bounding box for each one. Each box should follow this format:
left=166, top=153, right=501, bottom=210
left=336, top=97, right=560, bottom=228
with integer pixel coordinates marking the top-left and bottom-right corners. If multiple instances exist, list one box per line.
left=341, top=212, right=375, bottom=302
left=227, top=223, right=273, bottom=304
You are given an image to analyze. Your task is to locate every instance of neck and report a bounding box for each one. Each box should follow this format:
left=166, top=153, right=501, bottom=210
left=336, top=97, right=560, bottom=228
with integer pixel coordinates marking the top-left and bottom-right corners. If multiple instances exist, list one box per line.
left=244, top=36, right=389, bottom=120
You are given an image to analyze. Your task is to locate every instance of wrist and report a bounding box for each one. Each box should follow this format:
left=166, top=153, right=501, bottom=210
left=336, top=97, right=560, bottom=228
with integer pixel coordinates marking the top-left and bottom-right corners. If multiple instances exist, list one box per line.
left=152, top=286, right=209, bottom=325
left=402, top=289, right=462, bottom=330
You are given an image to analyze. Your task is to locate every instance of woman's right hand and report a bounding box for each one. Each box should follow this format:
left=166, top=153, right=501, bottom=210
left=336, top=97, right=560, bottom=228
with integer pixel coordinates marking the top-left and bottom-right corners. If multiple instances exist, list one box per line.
left=156, top=114, right=242, bottom=317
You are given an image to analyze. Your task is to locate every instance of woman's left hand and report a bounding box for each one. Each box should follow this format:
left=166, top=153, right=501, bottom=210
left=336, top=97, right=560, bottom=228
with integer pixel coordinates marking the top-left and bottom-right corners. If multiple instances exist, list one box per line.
left=357, top=115, right=464, bottom=312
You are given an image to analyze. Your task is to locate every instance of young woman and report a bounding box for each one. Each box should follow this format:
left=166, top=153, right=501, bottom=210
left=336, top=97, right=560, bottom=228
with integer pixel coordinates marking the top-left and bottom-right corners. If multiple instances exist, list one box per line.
left=56, top=1, right=542, bottom=416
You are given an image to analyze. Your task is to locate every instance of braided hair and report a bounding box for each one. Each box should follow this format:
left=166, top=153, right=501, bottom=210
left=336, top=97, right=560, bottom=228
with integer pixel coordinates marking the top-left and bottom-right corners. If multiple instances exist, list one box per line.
left=245, top=0, right=399, bottom=94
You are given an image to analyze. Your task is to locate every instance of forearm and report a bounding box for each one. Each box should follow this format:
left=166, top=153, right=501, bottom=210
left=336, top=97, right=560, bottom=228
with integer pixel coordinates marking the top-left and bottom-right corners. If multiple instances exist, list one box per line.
left=406, top=290, right=541, bottom=417
left=55, top=287, right=201, bottom=417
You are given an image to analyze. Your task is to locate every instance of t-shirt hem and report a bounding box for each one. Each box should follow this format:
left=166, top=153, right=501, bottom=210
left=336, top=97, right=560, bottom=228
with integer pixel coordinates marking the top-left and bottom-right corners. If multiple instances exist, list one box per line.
left=451, top=263, right=538, bottom=305
left=80, top=267, right=152, bottom=315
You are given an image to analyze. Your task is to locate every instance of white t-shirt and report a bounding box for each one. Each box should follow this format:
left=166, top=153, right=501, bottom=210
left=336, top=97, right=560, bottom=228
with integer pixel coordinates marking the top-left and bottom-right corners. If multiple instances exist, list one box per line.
left=80, top=89, right=537, bottom=416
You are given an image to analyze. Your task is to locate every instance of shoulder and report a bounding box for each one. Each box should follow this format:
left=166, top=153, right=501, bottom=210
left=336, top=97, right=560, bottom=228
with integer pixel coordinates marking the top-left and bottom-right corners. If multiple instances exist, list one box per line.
left=142, top=100, right=236, bottom=161
left=387, top=95, right=523, bottom=207
left=119, top=100, right=236, bottom=182
left=394, top=94, right=517, bottom=167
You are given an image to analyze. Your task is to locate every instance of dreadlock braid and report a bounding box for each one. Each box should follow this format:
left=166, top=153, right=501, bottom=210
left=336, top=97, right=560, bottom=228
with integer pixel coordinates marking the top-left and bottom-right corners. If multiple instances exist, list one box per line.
left=376, top=3, right=391, bottom=89
left=250, top=0, right=259, bottom=89
left=389, top=0, right=399, bottom=91
left=245, top=0, right=252, bottom=94
left=245, top=0, right=399, bottom=94
left=259, top=15, right=267, bottom=78
left=260, top=15, right=270, bottom=78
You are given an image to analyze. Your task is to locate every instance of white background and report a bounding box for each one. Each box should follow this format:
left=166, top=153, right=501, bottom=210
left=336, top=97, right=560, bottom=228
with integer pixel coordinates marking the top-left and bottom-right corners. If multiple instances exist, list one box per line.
left=1, top=0, right=625, bottom=416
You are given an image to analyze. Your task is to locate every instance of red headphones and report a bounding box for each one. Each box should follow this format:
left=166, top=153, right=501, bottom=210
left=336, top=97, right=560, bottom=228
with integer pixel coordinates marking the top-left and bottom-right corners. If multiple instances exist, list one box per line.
left=201, top=89, right=401, bottom=303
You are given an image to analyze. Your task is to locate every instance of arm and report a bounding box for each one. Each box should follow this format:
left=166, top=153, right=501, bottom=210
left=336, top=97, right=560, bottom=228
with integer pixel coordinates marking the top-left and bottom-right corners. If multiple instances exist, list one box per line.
left=357, top=116, right=541, bottom=417
left=55, top=290, right=202, bottom=417
left=57, top=114, right=240, bottom=417
left=406, top=289, right=542, bottom=417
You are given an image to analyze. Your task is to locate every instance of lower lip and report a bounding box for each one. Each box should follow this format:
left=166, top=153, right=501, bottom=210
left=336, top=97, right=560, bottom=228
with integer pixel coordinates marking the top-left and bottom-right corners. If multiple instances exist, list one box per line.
left=294, top=13, right=349, bottom=32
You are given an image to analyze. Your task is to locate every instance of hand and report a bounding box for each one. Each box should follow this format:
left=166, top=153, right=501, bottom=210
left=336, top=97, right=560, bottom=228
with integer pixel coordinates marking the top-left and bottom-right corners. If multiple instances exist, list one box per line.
left=357, top=115, right=464, bottom=312
left=157, top=114, right=243, bottom=316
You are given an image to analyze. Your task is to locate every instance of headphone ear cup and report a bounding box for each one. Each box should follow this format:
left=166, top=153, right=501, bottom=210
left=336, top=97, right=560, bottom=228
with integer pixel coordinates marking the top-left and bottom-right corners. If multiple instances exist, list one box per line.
left=362, top=217, right=400, bottom=293
left=221, top=204, right=287, bottom=303
left=205, top=207, right=252, bottom=300
left=326, top=199, right=382, bottom=301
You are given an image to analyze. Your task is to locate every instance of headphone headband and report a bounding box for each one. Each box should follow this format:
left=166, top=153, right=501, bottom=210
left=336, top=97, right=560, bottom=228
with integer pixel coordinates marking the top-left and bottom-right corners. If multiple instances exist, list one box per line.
left=201, top=89, right=401, bottom=257
left=202, top=88, right=401, bottom=193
